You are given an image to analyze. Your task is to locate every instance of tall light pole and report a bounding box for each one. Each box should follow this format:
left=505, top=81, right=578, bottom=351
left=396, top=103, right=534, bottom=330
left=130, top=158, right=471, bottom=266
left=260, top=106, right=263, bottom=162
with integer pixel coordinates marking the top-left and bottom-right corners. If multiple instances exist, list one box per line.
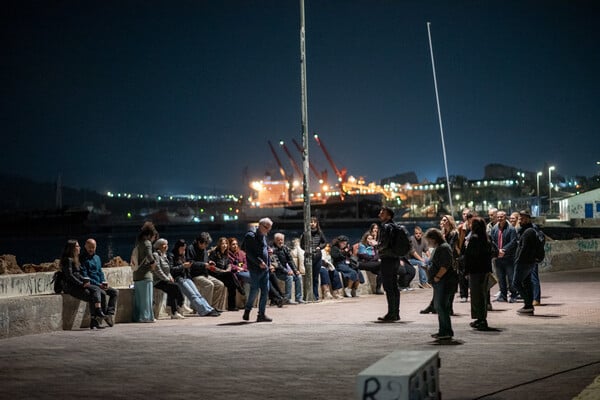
left=536, top=171, right=542, bottom=216
left=548, top=166, right=555, bottom=215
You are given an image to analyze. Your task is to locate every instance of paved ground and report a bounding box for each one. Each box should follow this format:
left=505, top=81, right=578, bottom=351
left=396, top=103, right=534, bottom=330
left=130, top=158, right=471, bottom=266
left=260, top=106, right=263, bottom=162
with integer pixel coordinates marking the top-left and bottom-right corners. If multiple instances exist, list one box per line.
left=1, top=268, right=600, bottom=400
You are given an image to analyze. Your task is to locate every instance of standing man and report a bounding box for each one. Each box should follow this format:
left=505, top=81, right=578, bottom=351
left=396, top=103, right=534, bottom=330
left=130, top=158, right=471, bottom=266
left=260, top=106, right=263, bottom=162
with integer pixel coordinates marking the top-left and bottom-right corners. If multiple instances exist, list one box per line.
left=272, top=232, right=305, bottom=304
left=377, top=206, right=401, bottom=322
left=486, top=208, right=498, bottom=234
left=242, top=218, right=274, bottom=322
left=490, top=211, right=518, bottom=302
left=80, top=238, right=119, bottom=327
left=513, top=210, right=537, bottom=315
left=185, top=233, right=226, bottom=311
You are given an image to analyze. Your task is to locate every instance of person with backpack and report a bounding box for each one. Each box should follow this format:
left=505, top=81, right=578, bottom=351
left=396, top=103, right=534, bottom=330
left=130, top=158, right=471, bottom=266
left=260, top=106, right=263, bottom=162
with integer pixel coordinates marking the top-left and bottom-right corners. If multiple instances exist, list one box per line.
left=513, top=209, right=541, bottom=315
left=376, top=206, right=407, bottom=322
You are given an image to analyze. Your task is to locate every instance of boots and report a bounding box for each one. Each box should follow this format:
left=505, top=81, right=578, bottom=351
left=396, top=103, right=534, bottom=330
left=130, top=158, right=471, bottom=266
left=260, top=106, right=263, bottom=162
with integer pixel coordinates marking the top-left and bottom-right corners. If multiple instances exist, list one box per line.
left=322, top=285, right=334, bottom=300
left=90, top=317, right=105, bottom=329
left=242, top=309, right=250, bottom=321
left=257, top=314, right=272, bottom=323
left=332, top=289, right=342, bottom=299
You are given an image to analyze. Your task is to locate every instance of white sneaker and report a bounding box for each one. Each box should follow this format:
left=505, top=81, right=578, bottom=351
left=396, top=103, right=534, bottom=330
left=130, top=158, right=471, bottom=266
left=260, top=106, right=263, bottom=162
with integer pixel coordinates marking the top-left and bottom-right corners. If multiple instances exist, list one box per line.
left=179, top=305, right=194, bottom=314
left=343, top=288, right=353, bottom=298
left=171, top=311, right=185, bottom=319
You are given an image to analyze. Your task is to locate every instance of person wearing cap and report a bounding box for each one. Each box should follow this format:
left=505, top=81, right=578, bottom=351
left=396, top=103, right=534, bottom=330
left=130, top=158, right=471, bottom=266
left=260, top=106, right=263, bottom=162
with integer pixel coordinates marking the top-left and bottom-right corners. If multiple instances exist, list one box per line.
left=330, top=235, right=361, bottom=298
left=513, top=209, right=538, bottom=314
left=376, top=206, right=402, bottom=322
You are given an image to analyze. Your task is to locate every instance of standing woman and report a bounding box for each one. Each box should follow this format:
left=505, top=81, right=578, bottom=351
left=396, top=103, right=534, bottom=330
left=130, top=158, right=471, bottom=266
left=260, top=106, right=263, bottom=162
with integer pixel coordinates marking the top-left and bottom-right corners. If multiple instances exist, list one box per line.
left=133, top=222, right=158, bottom=323
left=423, top=228, right=458, bottom=341
left=61, top=239, right=106, bottom=329
left=464, top=217, right=495, bottom=330
left=300, top=217, right=328, bottom=300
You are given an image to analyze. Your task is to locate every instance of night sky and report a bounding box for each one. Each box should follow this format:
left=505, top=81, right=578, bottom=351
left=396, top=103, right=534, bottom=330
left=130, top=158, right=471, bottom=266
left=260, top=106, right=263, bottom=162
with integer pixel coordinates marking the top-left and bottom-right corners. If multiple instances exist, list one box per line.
left=2, top=1, right=599, bottom=195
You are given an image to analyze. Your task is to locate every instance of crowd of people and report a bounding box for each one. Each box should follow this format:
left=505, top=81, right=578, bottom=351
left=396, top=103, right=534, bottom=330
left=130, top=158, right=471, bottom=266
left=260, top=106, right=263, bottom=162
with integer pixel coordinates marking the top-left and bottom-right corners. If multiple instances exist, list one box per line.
left=58, top=206, right=543, bottom=338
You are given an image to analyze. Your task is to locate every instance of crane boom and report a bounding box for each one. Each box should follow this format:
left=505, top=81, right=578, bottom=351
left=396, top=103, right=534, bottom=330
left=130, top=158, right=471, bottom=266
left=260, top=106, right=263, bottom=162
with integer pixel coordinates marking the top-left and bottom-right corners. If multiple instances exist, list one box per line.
left=292, top=138, right=323, bottom=182
left=268, top=140, right=288, bottom=180
left=313, top=134, right=347, bottom=183
left=279, top=141, right=303, bottom=179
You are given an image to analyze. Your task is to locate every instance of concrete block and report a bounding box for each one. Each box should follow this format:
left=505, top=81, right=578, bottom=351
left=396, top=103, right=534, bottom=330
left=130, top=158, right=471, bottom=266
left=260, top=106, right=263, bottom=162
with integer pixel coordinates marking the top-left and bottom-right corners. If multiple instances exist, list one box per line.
left=0, top=295, right=62, bottom=339
left=61, top=294, right=91, bottom=329
left=153, top=289, right=168, bottom=319
left=356, top=350, right=440, bottom=400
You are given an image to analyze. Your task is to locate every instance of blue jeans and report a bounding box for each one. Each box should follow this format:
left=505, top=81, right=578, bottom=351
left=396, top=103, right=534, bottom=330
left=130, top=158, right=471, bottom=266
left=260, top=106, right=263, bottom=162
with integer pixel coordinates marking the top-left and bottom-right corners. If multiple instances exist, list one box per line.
left=176, top=278, right=214, bottom=316
left=531, top=264, right=541, bottom=302
left=246, top=267, right=269, bottom=315
left=311, top=253, right=323, bottom=299
left=433, top=272, right=457, bottom=337
left=513, top=262, right=534, bottom=308
left=279, top=274, right=303, bottom=302
left=495, top=257, right=517, bottom=299
left=409, top=259, right=428, bottom=284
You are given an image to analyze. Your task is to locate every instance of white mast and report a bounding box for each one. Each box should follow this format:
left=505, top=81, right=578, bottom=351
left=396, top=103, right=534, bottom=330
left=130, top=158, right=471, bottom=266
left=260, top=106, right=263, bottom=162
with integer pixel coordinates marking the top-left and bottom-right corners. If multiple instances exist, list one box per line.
left=427, top=22, right=454, bottom=215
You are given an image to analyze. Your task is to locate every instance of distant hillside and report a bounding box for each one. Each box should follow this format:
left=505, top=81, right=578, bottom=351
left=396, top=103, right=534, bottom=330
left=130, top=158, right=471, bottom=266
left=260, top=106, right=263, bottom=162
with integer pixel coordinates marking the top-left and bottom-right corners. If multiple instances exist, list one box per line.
left=0, top=173, right=104, bottom=211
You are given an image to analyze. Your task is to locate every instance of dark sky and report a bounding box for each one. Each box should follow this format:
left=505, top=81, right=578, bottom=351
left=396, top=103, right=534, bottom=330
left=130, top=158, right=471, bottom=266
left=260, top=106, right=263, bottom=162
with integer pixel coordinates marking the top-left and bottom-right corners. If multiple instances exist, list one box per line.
left=2, top=1, right=599, bottom=194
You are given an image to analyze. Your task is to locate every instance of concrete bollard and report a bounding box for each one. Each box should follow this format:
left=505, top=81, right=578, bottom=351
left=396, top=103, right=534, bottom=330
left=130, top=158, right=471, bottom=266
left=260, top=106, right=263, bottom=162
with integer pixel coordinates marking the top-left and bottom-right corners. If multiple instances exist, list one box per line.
left=356, top=350, right=440, bottom=400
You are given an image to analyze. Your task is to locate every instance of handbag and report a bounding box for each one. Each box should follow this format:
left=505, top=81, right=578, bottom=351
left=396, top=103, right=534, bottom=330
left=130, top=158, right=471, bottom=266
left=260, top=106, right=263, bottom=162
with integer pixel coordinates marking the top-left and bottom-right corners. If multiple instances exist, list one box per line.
left=485, top=272, right=498, bottom=291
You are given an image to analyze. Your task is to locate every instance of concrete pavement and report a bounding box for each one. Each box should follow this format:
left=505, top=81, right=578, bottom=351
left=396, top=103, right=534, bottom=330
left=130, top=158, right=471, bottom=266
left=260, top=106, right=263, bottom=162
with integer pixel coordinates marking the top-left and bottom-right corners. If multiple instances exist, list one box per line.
left=1, top=268, right=599, bottom=400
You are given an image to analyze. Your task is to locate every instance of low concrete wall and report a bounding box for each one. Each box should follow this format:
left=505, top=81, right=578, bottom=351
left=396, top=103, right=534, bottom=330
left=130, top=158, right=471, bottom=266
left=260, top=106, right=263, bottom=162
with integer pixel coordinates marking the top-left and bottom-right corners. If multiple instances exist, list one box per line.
left=0, top=295, right=62, bottom=339
left=540, top=238, right=600, bottom=272
left=0, top=266, right=133, bottom=299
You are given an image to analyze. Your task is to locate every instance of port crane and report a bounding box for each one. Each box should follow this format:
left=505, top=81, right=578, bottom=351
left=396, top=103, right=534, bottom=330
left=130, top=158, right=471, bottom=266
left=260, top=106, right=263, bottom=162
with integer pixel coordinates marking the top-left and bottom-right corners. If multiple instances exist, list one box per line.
left=292, top=138, right=327, bottom=184
left=313, top=133, right=406, bottom=201
left=268, top=140, right=289, bottom=181
left=279, top=141, right=303, bottom=180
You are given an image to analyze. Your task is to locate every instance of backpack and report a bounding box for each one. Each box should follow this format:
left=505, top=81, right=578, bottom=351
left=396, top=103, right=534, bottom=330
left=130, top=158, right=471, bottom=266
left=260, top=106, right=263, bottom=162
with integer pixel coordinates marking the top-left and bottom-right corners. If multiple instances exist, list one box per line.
left=531, top=225, right=546, bottom=263
left=51, top=270, right=64, bottom=294
left=389, top=223, right=411, bottom=258
left=130, top=246, right=139, bottom=271
left=528, top=225, right=546, bottom=263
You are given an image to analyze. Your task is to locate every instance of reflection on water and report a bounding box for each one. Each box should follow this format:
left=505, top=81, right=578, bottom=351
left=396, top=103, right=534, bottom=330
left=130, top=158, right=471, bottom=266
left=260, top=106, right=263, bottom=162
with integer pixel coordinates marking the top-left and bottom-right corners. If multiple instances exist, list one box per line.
left=0, top=221, right=436, bottom=265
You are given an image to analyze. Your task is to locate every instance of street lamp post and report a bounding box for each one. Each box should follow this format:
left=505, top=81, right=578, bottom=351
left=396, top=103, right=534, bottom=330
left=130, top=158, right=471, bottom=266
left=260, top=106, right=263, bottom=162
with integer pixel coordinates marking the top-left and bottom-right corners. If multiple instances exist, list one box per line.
left=536, top=171, right=542, bottom=216
left=548, top=166, right=555, bottom=215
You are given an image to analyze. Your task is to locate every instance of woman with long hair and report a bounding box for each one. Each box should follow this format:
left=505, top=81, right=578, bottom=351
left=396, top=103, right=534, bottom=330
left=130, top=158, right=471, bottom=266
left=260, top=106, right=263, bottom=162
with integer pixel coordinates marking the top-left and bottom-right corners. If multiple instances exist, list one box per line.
left=209, top=237, right=242, bottom=311
left=170, top=239, right=220, bottom=317
left=357, top=230, right=383, bottom=294
left=60, top=239, right=106, bottom=329
left=464, top=217, right=495, bottom=330
left=300, top=217, right=328, bottom=300
left=132, top=222, right=158, bottom=323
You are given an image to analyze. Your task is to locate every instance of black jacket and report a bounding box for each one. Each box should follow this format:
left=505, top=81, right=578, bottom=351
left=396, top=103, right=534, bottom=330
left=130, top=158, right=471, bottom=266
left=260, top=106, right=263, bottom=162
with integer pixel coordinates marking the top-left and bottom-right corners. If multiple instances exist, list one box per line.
left=61, top=258, right=86, bottom=293
left=272, top=245, right=299, bottom=279
left=515, top=222, right=538, bottom=264
left=464, top=234, right=494, bottom=274
left=185, top=242, right=209, bottom=277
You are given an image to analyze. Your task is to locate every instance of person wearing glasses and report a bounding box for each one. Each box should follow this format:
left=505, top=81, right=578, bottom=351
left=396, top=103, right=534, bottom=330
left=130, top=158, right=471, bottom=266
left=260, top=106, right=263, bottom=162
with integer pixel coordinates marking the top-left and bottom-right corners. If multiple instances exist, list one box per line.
left=242, top=218, right=274, bottom=322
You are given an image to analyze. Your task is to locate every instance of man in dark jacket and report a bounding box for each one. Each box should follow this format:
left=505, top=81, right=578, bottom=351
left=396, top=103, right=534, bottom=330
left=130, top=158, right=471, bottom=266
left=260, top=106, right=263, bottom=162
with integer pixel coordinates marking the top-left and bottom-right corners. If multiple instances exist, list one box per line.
left=513, top=210, right=537, bottom=314
left=272, top=232, right=305, bottom=304
left=185, top=232, right=225, bottom=310
left=377, top=206, right=401, bottom=322
left=490, top=211, right=518, bottom=303
left=242, top=218, right=274, bottom=322
left=80, top=238, right=118, bottom=327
